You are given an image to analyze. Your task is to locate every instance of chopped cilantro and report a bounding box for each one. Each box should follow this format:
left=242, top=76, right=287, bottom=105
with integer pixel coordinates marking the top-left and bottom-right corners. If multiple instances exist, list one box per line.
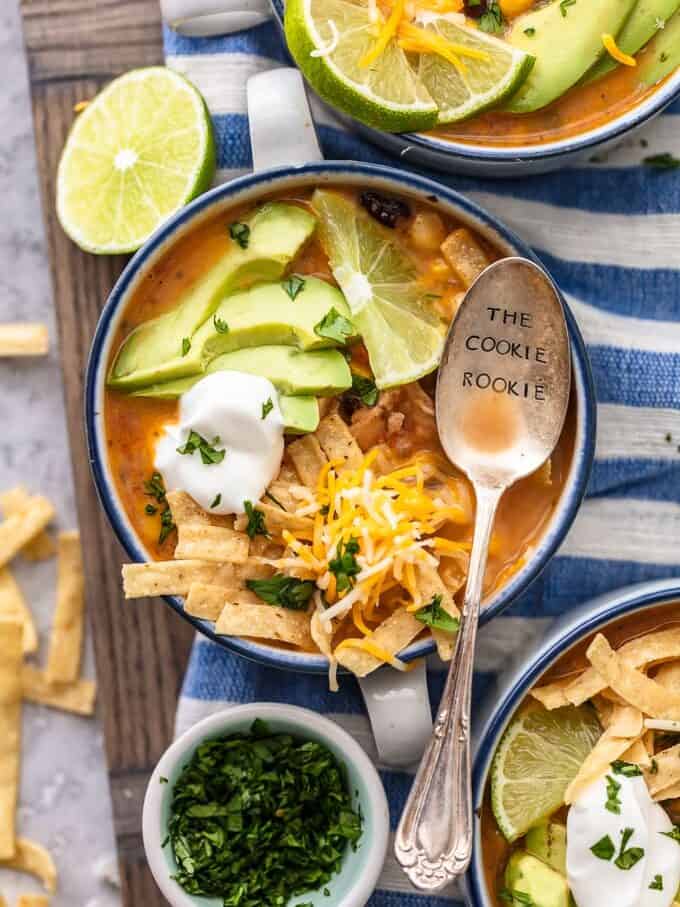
left=498, top=890, right=534, bottom=906
left=145, top=504, right=157, bottom=515
left=611, top=760, right=642, bottom=777
left=590, top=834, right=616, bottom=861
left=281, top=275, right=306, bottom=300
left=524, top=26, right=536, bottom=35
left=650, top=874, right=664, bottom=891
left=605, top=774, right=622, bottom=814
left=210, top=493, right=222, bottom=509
left=159, top=506, right=176, bottom=545
left=229, top=221, right=250, bottom=248
left=660, top=51, right=669, bottom=62
left=329, top=536, right=361, bottom=594
left=643, top=152, right=680, bottom=170
left=177, top=431, right=226, bottom=465
left=614, top=827, right=644, bottom=870
left=479, top=2, right=504, bottom=32
left=246, top=574, right=315, bottom=610
left=559, top=0, right=576, bottom=15
left=347, top=373, right=379, bottom=407
left=144, top=471, right=166, bottom=502
left=214, top=315, right=229, bottom=334
left=167, top=720, right=362, bottom=905
left=244, top=500, right=270, bottom=539
left=160, top=776, right=168, bottom=784
left=650, top=758, right=659, bottom=774
left=143, top=472, right=175, bottom=545
left=661, top=825, right=680, bottom=844
left=414, top=594, right=460, bottom=633
left=262, top=397, right=274, bottom=420
left=181, top=337, right=191, bottom=356
left=314, top=307, right=355, bottom=345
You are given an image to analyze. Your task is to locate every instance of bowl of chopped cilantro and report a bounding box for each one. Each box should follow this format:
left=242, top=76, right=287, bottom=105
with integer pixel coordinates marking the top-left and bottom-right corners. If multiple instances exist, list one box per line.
left=143, top=703, right=390, bottom=907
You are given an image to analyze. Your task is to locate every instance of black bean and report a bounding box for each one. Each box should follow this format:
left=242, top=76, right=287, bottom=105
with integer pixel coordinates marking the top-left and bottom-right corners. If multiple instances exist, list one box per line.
left=359, top=191, right=411, bottom=228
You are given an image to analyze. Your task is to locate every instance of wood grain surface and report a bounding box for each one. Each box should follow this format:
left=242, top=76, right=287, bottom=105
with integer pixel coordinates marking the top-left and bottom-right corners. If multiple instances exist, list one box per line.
left=19, top=2, right=193, bottom=904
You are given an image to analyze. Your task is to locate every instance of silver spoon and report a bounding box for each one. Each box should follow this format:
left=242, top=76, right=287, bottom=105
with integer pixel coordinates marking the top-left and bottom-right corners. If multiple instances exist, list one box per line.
left=394, top=256, right=571, bottom=891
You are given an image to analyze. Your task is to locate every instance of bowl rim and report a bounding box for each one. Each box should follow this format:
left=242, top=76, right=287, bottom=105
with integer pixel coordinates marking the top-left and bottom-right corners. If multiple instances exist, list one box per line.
left=141, top=701, right=390, bottom=907
left=85, top=159, right=596, bottom=673
left=467, top=576, right=680, bottom=907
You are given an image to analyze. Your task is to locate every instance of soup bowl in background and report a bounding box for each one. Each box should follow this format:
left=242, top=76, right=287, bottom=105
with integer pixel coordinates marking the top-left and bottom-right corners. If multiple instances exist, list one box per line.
left=467, top=576, right=680, bottom=907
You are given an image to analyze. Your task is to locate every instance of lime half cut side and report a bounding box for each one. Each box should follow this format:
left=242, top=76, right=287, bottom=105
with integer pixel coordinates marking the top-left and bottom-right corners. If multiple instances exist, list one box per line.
left=285, top=0, right=439, bottom=133
left=413, top=13, right=535, bottom=124
left=312, top=189, right=448, bottom=389
left=57, top=67, right=215, bottom=255
left=491, top=704, right=602, bottom=842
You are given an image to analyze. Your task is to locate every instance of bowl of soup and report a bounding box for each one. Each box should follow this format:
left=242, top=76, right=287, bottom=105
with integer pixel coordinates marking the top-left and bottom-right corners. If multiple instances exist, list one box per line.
left=469, top=577, right=680, bottom=907
left=276, top=0, right=680, bottom=175
left=86, top=160, right=595, bottom=681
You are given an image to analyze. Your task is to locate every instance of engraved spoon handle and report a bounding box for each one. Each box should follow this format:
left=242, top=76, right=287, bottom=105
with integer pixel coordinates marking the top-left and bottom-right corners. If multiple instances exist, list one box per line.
left=394, top=483, right=503, bottom=891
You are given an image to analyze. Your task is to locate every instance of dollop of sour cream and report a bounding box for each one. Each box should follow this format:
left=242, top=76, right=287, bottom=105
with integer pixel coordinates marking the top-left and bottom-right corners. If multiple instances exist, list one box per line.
left=154, top=371, right=284, bottom=515
left=567, top=771, right=680, bottom=907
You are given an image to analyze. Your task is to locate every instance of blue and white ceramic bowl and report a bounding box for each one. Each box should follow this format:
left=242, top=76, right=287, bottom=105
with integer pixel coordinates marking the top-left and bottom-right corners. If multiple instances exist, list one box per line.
left=467, top=576, right=680, bottom=907
left=85, top=160, right=596, bottom=674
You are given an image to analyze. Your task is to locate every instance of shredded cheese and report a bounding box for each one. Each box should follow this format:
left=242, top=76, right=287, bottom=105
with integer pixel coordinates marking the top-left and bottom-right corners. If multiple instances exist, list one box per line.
left=602, top=33, right=637, bottom=67
left=335, top=637, right=411, bottom=670
left=360, top=0, right=406, bottom=67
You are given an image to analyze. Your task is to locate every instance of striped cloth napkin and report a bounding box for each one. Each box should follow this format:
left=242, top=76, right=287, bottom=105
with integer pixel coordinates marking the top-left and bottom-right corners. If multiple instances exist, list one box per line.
left=166, top=19, right=680, bottom=905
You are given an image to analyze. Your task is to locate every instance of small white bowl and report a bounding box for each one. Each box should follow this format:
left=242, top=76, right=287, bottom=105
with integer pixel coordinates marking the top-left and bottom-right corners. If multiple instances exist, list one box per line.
left=142, top=703, right=390, bottom=907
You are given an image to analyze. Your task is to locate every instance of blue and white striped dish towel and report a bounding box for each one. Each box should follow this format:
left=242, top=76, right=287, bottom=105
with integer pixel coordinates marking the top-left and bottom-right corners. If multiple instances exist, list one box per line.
left=165, top=19, right=680, bottom=906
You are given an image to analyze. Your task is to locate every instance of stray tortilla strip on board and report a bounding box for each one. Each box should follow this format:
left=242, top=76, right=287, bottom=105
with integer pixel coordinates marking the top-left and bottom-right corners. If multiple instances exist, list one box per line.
left=0, top=838, right=57, bottom=894
left=22, top=666, right=96, bottom=717
left=0, top=618, right=23, bottom=859
left=314, top=414, right=363, bottom=471
left=287, top=435, right=328, bottom=488
left=46, top=531, right=84, bottom=685
left=644, top=742, right=680, bottom=796
left=174, top=524, right=249, bottom=564
left=0, top=497, right=55, bottom=570
left=0, top=487, right=55, bottom=561
left=414, top=563, right=460, bottom=661
left=0, top=323, right=48, bottom=357
left=123, top=560, right=241, bottom=598
left=17, top=895, right=50, bottom=907
left=335, top=607, right=423, bottom=677
left=564, top=705, right=643, bottom=805
left=562, top=627, right=680, bottom=706
left=165, top=491, right=233, bottom=530
left=586, top=634, right=680, bottom=720
left=0, top=567, right=37, bottom=654
left=215, top=601, right=313, bottom=649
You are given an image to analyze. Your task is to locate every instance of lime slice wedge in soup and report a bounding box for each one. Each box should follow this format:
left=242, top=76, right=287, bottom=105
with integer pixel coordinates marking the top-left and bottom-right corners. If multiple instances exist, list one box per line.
left=57, top=67, right=216, bottom=254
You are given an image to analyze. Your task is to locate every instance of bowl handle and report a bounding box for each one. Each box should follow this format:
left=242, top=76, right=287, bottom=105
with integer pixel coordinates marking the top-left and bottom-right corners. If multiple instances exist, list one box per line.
left=247, top=68, right=323, bottom=170
left=359, top=661, right=433, bottom=768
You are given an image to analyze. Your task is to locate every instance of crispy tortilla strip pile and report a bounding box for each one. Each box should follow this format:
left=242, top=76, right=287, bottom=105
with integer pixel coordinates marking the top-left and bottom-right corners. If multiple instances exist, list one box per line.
left=123, top=413, right=479, bottom=681
left=532, top=627, right=680, bottom=804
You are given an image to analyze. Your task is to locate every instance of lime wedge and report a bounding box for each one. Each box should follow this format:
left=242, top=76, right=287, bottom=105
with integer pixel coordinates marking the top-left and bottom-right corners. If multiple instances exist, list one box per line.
left=311, top=190, right=447, bottom=389
left=491, top=705, right=602, bottom=842
left=412, top=14, right=535, bottom=124
left=57, top=67, right=215, bottom=255
left=285, top=0, right=439, bottom=133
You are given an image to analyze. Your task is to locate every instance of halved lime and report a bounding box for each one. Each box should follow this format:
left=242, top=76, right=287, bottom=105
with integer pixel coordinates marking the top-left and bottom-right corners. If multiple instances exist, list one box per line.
left=57, top=67, right=215, bottom=255
left=312, top=189, right=447, bottom=389
left=491, top=705, right=602, bottom=842
left=412, top=13, right=535, bottom=123
left=285, top=0, right=439, bottom=133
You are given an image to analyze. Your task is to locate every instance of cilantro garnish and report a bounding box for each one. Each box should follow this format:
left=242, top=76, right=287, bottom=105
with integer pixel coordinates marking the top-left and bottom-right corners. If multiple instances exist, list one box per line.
left=605, top=774, right=622, bottom=814
left=210, top=493, right=222, bottom=509
left=214, top=315, right=229, bottom=334
left=559, top=0, right=576, bottom=16
left=650, top=874, right=664, bottom=890
left=498, top=889, right=534, bottom=906
left=145, top=504, right=157, bottom=515
left=181, top=337, right=191, bottom=356
left=523, top=26, right=536, bottom=35
left=143, top=471, right=176, bottom=545
left=661, top=825, right=680, bottom=844
left=414, top=594, right=460, bottom=633
left=643, top=153, right=680, bottom=171
left=614, top=827, right=644, bottom=870
left=611, top=760, right=642, bottom=777
left=159, top=506, right=176, bottom=544
left=177, top=431, right=226, bottom=465
left=281, top=275, right=306, bottom=300
left=479, top=2, right=504, bottom=32
left=590, top=834, right=616, bottom=861
left=244, top=500, right=270, bottom=539
left=167, top=720, right=362, bottom=905
left=229, top=221, right=250, bottom=248
left=314, top=308, right=355, bottom=345
left=262, top=397, right=274, bottom=420
left=348, top=373, right=379, bottom=407
left=329, top=537, right=361, bottom=594
left=246, top=574, right=315, bottom=610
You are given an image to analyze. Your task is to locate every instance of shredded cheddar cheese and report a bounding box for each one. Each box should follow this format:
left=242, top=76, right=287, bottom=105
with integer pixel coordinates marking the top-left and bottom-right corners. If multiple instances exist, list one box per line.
left=360, top=0, right=406, bottom=67
left=335, top=637, right=411, bottom=670
left=602, top=33, right=637, bottom=67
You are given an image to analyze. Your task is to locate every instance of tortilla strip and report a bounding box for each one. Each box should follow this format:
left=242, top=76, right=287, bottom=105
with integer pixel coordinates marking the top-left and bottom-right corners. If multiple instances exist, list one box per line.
left=287, top=435, right=328, bottom=487
left=254, top=501, right=314, bottom=537
left=174, top=524, right=249, bottom=564
left=413, top=563, right=460, bottom=661
left=561, top=627, right=680, bottom=707
left=0, top=618, right=22, bottom=859
left=215, top=602, right=313, bottom=649
left=185, top=574, right=275, bottom=620
left=653, top=780, right=680, bottom=802
left=0, top=567, right=37, bottom=654
left=643, top=742, right=680, bottom=796
left=530, top=678, right=572, bottom=710
left=310, top=609, right=339, bottom=693
left=314, top=414, right=363, bottom=471
left=165, top=491, right=233, bottom=530
left=621, top=737, right=651, bottom=768
left=264, top=481, right=304, bottom=514
left=46, top=531, right=84, bottom=685
left=0, top=487, right=55, bottom=561
left=587, top=634, right=680, bottom=720
left=17, top=895, right=50, bottom=907
left=122, top=560, right=242, bottom=598
left=564, top=705, right=643, bottom=805
left=0, top=323, right=49, bottom=357
left=22, top=666, right=96, bottom=717
left=335, top=607, right=423, bottom=677
left=0, top=497, right=54, bottom=570
left=0, top=838, right=57, bottom=893
left=654, top=661, right=680, bottom=693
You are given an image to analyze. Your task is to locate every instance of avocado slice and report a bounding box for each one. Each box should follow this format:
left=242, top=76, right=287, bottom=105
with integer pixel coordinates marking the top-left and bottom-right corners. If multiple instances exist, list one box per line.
left=504, top=0, right=639, bottom=112
left=505, top=852, right=571, bottom=907
left=131, top=345, right=352, bottom=398
left=586, top=0, right=680, bottom=81
left=639, top=9, right=680, bottom=83
left=526, top=822, right=568, bottom=875
left=279, top=396, right=320, bottom=434
left=109, top=202, right=317, bottom=389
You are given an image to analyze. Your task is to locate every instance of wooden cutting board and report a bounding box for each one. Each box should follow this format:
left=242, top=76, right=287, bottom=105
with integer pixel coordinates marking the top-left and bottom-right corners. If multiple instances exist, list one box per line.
left=19, top=2, right=193, bottom=904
